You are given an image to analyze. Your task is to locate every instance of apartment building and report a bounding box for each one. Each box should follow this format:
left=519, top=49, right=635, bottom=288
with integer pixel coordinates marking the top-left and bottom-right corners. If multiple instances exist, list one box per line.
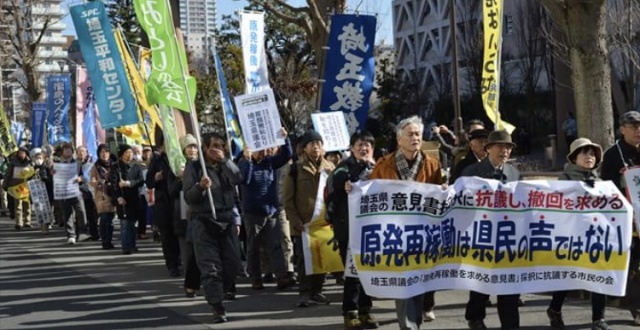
left=179, top=0, right=217, bottom=59
left=0, top=0, right=68, bottom=117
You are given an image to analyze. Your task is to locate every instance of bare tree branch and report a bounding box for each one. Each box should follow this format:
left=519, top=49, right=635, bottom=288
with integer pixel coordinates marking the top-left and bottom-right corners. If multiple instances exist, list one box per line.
left=273, top=0, right=309, bottom=14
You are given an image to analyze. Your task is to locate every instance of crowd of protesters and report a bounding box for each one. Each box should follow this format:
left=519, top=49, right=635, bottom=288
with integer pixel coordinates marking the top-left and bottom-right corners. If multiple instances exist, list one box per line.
left=0, top=112, right=639, bottom=330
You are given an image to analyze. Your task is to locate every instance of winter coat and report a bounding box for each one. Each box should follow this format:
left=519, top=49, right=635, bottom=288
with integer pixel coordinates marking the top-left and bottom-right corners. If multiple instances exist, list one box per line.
left=183, top=157, right=242, bottom=220
left=601, top=139, right=640, bottom=191
left=110, top=160, right=144, bottom=220
left=461, top=157, right=521, bottom=183
left=90, top=160, right=116, bottom=214
left=238, top=138, right=293, bottom=216
left=146, top=152, right=178, bottom=228
left=330, top=156, right=374, bottom=243
left=450, top=149, right=482, bottom=184
left=370, top=151, right=443, bottom=184
left=558, top=163, right=600, bottom=184
left=282, top=155, right=335, bottom=236
left=2, top=153, right=33, bottom=190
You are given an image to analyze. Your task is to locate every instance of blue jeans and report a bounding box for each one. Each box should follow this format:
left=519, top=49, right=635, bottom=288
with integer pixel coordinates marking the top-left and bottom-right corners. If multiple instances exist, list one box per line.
left=120, top=219, right=137, bottom=251
left=99, top=213, right=115, bottom=247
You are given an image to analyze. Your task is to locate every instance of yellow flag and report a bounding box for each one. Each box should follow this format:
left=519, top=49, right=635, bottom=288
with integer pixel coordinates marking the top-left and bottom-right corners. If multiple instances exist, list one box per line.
left=481, top=0, right=515, bottom=134
left=139, top=48, right=152, bottom=80
left=7, top=182, right=30, bottom=201
left=113, top=29, right=162, bottom=145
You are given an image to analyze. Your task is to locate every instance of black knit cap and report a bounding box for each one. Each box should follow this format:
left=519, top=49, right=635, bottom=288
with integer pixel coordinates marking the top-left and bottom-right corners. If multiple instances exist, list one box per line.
left=118, top=144, right=132, bottom=158
left=301, top=129, right=323, bottom=147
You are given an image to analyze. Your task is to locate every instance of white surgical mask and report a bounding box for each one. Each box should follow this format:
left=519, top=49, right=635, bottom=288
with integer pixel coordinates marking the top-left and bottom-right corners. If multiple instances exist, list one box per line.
left=35, top=159, right=44, bottom=166
left=133, top=154, right=142, bottom=161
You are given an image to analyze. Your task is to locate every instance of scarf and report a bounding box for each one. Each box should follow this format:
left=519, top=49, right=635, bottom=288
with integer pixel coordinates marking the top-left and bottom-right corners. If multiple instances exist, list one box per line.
left=395, top=149, right=422, bottom=181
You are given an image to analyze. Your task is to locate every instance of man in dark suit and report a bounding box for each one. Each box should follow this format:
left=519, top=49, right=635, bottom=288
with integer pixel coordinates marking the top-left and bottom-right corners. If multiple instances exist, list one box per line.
left=461, top=130, right=521, bottom=330
left=450, top=129, right=490, bottom=183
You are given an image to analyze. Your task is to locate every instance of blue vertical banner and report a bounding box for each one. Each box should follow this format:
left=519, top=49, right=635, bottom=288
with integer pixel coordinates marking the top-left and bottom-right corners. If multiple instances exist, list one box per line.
left=47, top=75, right=72, bottom=145
left=31, top=102, right=47, bottom=148
left=212, top=45, right=244, bottom=157
left=82, top=98, right=98, bottom=161
left=70, top=1, right=138, bottom=129
left=319, top=14, right=376, bottom=134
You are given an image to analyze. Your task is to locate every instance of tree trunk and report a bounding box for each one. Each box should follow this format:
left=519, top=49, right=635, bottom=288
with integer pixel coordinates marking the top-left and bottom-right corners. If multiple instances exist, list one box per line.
left=564, top=1, right=614, bottom=148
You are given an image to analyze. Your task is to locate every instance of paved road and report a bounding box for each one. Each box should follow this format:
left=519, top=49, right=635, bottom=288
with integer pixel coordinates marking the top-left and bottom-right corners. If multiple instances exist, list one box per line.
left=1, top=217, right=638, bottom=330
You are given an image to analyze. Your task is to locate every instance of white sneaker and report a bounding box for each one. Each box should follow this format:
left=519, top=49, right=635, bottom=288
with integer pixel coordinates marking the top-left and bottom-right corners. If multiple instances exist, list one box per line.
left=423, top=310, right=436, bottom=322
left=78, top=234, right=90, bottom=242
left=67, top=237, right=76, bottom=245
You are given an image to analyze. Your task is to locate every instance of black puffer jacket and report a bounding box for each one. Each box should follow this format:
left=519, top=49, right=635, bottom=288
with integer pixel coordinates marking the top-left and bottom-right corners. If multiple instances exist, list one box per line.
left=330, top=156, right=374, bottom=243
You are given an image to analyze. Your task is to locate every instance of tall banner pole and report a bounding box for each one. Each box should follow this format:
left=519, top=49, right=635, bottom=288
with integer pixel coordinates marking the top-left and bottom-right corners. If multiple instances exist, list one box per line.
left=167, top=6, right=216, bottom=220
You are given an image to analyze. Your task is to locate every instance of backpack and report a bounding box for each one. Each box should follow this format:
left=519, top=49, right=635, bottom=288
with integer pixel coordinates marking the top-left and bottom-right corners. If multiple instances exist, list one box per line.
left=323, top=165, right=349, bottom=224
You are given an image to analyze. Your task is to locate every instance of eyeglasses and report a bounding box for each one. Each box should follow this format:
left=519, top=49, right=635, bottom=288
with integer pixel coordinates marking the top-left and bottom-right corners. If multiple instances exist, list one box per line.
left=623, top=124, right=640, bottom=130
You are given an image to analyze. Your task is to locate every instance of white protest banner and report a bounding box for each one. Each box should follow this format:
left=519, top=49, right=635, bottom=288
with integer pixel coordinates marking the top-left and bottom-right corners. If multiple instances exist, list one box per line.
left=28, top=180, right=53, bottom=225
left=622, top=166, right=640, bottom=231
left=301, top=171, right=344, bottom=275
left=311, top=112, right=350, bottom=152
left=53, top=163, right=80, bottom=200
left=349, top=177, right=633, bottom=299
left=234, top=89, right=284, bottom=151
left=240, top=11, right=269, bottom=94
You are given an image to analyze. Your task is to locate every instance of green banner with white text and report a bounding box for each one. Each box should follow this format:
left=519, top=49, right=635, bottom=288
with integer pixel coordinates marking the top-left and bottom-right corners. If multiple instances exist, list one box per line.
left=133, top=0, right=196, bottom=112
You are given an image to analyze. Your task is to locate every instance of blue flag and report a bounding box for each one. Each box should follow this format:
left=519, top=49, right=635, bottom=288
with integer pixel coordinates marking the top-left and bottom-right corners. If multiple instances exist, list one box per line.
left=212, top=46, right=244, bottom=157
left=31, top=102, right=47, bottom=148
left=83, top=98, right=98, bottom=162
left=319, top=14, right=376, bottom=133
left=47, top=75, right=72, bottom=145
left=70, top=1, right=138, bottom=129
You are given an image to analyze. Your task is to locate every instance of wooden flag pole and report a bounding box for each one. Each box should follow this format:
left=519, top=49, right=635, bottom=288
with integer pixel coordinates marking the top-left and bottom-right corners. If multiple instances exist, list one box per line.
left=167, top=5, right=217, bottom=221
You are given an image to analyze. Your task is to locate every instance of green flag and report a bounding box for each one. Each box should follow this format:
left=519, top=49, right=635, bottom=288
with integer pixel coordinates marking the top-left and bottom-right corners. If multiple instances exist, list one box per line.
left=157, top=105, right=187, bottom=176
left=133, top=0, right=196, bottom=112
left=0, top=104, right=18, bottom=157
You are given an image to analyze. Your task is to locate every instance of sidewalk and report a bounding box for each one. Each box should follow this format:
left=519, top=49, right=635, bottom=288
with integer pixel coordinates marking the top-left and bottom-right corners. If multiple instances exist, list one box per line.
left=1, top=216, right=638, bottom=330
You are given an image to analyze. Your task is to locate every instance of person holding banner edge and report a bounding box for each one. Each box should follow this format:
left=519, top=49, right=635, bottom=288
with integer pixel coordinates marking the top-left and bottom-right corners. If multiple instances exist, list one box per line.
left=369, top=116, right=444, bottom=330
left=461, top=130, right=521, bottom=330
left=546, top=138, right=611, bottom=330
left=334, top=131, right=379, bottom=330
left=600, top=110, right=640, bottom=326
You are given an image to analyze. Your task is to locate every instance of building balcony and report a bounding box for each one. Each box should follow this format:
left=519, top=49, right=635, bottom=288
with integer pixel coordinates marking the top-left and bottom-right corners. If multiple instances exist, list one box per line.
left=32, top=6, right=65, bottom=16
left=32, top=21, right=66, bottom=31
left=36, top=62, right=69, bottom=73
left=40, top=36, right=68, bottom=45
left=37, top=49, right=68, bottom=59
